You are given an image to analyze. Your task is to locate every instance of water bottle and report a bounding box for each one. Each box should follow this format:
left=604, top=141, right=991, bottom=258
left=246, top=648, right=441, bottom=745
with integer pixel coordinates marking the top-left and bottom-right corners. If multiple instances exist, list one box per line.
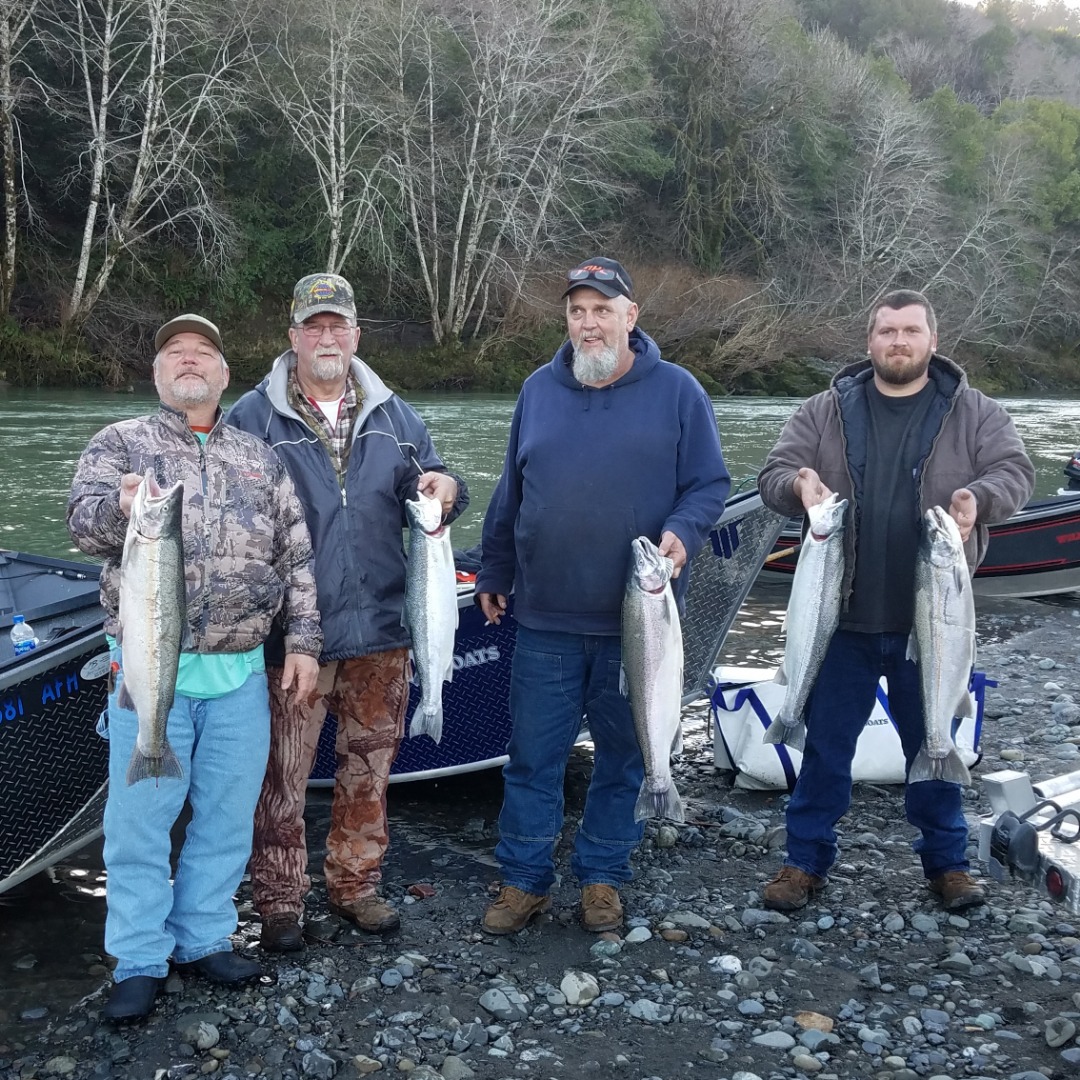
left=9, top=614, right=39, bottom=656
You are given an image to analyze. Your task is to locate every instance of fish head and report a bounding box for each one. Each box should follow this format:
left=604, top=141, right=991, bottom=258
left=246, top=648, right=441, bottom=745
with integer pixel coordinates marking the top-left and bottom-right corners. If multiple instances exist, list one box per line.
left=628, top=536, right=673, bottom=594
left=923, top=505, right=965, bottom=568
left=130, top=472, right=184, bottom=542
left=807, top=492, right=848, bottom=541
left=405, top=490, right=445, bottom=536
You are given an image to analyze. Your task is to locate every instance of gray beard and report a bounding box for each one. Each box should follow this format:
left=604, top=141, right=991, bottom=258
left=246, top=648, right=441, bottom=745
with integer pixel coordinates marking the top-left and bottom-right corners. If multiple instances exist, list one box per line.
left=572, top=344, right=620, bottom=384
left=311, top=352, right=347, bottom=382
left=161, top=375, right=214, bottom=408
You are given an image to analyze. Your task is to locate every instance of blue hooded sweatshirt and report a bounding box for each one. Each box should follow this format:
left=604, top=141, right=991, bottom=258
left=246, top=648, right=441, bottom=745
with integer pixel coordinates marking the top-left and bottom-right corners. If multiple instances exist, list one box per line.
left=475, top=328, right=730, bottom=635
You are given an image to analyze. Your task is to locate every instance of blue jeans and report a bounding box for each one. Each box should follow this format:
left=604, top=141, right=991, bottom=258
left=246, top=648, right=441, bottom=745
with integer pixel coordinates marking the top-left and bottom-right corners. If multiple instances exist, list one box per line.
left=785, top=629, right=969, bottom=880
left=101, top=661, right=270, bottom=982
left=496, top=627, right=645, bottom=895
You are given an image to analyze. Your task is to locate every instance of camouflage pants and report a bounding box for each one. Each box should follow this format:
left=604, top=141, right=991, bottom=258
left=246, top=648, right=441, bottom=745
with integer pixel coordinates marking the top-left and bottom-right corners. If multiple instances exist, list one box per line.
left=250, top=649, right=409, bottom=917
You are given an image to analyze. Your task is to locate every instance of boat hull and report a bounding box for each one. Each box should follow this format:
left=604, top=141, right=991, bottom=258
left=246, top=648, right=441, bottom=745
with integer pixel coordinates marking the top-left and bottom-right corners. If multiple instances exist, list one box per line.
left=763, top=493, right=1080, bottom=600
left=0, top=553, right=110, bottom=895
left=1, top=491, right=786, bottom=889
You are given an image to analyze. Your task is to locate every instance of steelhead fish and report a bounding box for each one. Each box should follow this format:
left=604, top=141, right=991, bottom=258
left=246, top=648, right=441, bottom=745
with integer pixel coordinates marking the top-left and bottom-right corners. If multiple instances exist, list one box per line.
left=404, top=490, right=458, bottom=744
left=621, top=536, right=685, bottom=823
left=765, top=493, right=848, bottom=752
left=117, top=472, right=186, bottom=785
left=907, top=506, right=975, bottom=786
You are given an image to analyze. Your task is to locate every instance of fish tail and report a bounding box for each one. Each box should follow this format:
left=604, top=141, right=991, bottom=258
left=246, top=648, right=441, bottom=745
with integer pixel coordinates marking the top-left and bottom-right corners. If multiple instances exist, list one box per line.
left=634, top=779, right=686, bottom=824
left=409, top=703, right=444, bottom=744
left=908, top=746, right=971, bottom=786
left=763, top=719, right=806, bottom=752
left=125, top=739, right=184, bottom=786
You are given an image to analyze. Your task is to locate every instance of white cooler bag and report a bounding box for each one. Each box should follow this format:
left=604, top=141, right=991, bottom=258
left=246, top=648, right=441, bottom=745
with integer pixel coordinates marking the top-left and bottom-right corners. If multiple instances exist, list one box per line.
left=710, top=667, right=988, bottom=791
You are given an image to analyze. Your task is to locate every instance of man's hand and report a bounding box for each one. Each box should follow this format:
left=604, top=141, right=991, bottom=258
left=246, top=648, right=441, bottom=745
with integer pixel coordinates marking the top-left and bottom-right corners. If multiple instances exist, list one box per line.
left=119, top=473, right=142, bottom=519
left=417, top=471, right=458, bottom=519
left=476, top=591, right=507, bottom=626
left=792, top=467, right=833, bottom=512
left=281, top=653, right=320, bottom=701
left=658, top=530, right=687, bottom=578
left=948, top=488, right=977, bottom=543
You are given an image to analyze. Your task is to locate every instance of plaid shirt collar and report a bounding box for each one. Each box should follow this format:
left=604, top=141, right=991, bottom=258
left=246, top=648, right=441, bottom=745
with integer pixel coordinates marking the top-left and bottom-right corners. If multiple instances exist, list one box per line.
left=287, top=364, right=362, bottom=476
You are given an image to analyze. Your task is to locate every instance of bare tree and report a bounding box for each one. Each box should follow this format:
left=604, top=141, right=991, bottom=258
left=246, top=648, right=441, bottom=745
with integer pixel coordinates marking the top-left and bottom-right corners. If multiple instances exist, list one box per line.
left=259, top=0, right=395, bottom=276
left=374, top=0, right=646, bottom=344
left=39, top=0, right=247, bottom=328
left=0, top=0, right=38, bottom=315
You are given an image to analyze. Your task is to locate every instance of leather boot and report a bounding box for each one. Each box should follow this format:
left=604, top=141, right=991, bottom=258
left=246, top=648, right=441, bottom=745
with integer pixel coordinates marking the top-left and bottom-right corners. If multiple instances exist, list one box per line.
left=928, top=870, right=986, bottom=910
left=482, top=886, right=551, bottom=935
left=580, top=884, right=623, bottom=932
left=177, top=950, right=262, bottom=985
left=329, top=894, right=401, bottom=933
left=762, top=866, right=828, bottom=911
left=260, top=913, right=304, bottom=953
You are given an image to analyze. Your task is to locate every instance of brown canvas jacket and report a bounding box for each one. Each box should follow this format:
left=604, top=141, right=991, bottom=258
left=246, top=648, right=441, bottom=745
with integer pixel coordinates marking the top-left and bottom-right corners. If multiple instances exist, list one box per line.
left=67, top=404, right=322, bottom=657
left=758, top=354, right=1035, bottom=604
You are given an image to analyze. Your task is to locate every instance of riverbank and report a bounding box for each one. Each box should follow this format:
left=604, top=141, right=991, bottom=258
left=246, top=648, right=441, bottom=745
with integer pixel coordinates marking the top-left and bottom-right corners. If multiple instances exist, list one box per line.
left=1, top=587, right=1079, bottom=1080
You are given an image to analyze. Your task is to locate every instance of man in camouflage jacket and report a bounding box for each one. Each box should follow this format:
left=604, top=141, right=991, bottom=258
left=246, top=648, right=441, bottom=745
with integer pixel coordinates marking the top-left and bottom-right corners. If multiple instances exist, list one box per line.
left=67, top=314, right=321, bottom=1023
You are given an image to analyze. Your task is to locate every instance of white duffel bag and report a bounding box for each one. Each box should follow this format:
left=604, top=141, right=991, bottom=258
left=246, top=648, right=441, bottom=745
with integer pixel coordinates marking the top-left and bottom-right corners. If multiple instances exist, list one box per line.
left=710, top=667, right=987, bottom=792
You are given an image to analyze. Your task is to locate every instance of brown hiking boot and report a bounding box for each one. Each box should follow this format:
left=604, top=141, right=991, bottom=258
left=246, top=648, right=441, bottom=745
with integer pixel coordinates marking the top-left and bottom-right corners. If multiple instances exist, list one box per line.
left=581, top=884, right=623, bottom=933
left=482, top=886, right=551, bottom=935
left=928, top=870, right=986, bottom=911
left=260, top=912, right=304, bottom=953
left=762, top=866, right=828, bottom=911
left=329, top=894, right=401, bottom=933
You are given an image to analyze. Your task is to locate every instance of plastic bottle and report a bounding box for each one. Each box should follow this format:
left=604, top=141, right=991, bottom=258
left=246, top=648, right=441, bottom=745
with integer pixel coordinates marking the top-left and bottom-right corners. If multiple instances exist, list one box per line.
left=9, top=614, right=39, bottom=656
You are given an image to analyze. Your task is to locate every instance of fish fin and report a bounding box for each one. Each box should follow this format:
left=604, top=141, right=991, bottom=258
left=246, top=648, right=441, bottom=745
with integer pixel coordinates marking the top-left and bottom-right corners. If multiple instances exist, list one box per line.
left=671, top=725, right=684, bottom=757
left=654, top=783, right=685, bottom=824
left=126, top=740, right=184, bottom=786
left=409, top=704, right=444, bottom=744
left=762, top=719, right=805, bottom=753
left=179, top=621, right=195, bottom=652
left=115, top=624, right=124, bottom=647
left=442, top=655, right=454, bottom=684
left=952, top=565, right=968, bottom=595
left=773, top=660, right=788, bottom=687
left=634, top=780, right=685, bottom=824
left=905, top=632, right=918, bottom=664
left=407, top=652, right=419, bottom=686
left=955, top=688, right=976, bottom=720
left=116, top=680, right=135, bottom=712
left=619, top=664, right=628, bottom=697
left=908, top=746, right=971, bottom=787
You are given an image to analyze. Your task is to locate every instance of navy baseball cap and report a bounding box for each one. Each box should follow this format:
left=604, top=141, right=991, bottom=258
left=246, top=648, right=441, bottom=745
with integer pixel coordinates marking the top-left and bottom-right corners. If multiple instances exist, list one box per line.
left=562, top=257, right=634, bottom=301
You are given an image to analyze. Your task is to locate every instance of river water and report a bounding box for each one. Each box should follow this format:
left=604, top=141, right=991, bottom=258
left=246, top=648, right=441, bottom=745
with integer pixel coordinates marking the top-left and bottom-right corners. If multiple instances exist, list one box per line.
left=1, top=387, right=1077, bottom=560
left=0, top=383, right=1077, bottom=1045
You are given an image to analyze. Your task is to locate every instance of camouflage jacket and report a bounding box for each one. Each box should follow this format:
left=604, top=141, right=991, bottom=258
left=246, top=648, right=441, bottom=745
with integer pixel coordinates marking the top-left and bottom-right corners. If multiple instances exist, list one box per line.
left=67, top=404, right=322, bottom=657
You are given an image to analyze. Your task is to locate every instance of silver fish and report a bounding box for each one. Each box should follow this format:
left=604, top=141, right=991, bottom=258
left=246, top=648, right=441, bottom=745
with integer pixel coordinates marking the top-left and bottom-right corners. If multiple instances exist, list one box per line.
left=621, top=536, right=685, bottom=823
left=765, top=493, right=848, bottom=752
left=404, top=490, right=458, bottom=744
left=117, top=472, right=186, bottom=785
left=907, top=505, right=975, bottom=785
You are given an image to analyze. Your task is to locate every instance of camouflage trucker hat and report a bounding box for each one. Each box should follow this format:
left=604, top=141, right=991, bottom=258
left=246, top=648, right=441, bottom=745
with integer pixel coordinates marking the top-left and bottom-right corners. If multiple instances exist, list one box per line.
left=291, top=273, right=357, bottom=325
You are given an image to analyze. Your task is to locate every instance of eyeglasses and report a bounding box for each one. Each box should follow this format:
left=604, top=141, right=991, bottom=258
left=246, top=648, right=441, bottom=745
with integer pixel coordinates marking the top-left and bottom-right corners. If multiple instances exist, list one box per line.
left=567, top=265, right=631, bottom=294
left=300, top=323, right=354, bottom=339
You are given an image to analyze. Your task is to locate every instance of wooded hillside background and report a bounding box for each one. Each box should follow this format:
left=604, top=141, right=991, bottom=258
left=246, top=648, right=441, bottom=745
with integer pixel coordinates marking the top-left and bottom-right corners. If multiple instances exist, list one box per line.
left=2, top=0, right=1080, bottom=391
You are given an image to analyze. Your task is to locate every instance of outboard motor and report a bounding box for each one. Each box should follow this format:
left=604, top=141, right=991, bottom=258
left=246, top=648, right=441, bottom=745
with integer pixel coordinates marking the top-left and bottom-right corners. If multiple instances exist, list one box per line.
left=1066, top=448, right=1080, bottom=492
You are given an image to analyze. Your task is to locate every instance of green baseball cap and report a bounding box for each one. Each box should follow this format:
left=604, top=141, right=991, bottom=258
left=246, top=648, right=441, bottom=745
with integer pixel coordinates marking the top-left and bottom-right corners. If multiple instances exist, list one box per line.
left=291, top=273, right=357, bottom=325
left=154, top=314, right=224, bottom=355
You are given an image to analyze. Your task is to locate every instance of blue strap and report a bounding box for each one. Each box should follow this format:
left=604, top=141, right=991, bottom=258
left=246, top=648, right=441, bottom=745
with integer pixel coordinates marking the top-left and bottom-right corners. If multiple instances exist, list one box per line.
left=711, top=684, right=797, bottom=791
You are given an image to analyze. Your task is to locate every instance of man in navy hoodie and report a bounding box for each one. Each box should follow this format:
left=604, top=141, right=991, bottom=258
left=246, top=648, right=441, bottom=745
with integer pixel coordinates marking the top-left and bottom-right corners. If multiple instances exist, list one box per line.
left=475, top=257, right=730, bottom=935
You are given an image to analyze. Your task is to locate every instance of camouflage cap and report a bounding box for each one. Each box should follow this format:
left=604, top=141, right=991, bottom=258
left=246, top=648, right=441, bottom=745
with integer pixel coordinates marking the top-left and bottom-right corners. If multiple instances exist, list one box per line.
left=291, top=273, right=357, bottom=325
left=155, top=313, right=224, bottom=355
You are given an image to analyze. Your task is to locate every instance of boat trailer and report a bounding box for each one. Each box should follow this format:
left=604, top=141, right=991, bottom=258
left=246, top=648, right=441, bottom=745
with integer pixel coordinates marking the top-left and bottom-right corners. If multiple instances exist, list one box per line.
left=980, top=768, right=1080, bottom=915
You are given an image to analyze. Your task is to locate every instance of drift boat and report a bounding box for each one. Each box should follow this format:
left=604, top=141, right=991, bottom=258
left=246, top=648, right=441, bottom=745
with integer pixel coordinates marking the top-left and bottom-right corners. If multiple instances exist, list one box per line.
left=0, top=489, right=786, bottom=891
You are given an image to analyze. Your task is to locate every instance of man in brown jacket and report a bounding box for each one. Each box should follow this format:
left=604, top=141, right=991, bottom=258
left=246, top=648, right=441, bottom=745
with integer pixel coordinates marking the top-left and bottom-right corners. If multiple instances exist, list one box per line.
left=757, top=290, right=1034, bottom=914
